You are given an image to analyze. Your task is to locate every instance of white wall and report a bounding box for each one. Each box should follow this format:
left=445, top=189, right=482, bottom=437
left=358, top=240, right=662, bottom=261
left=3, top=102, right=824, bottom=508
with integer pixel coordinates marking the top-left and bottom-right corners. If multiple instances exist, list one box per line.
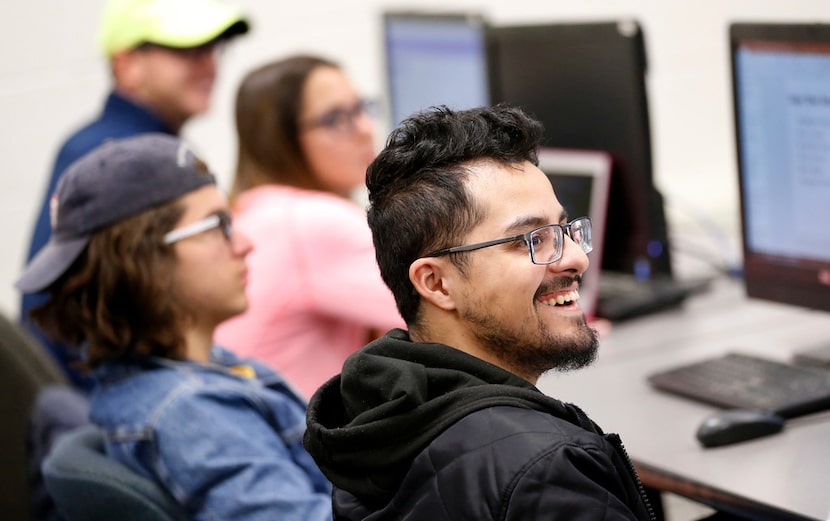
left=2, top=0, right=828, bottom=318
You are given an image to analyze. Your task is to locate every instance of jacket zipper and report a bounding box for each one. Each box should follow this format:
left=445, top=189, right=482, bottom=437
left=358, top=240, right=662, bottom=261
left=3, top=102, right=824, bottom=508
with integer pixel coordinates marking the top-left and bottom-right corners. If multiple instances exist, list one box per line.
left=608, top=433, right=656, bottom=521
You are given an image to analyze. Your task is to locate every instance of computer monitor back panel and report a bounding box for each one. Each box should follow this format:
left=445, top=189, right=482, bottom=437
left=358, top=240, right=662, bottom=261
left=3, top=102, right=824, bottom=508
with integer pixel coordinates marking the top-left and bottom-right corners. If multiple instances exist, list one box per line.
left=730, top=23, right=830, bottom=313
left=487, top=20, right=673, bottom=279
left=382, top=11, right=490, bottom=129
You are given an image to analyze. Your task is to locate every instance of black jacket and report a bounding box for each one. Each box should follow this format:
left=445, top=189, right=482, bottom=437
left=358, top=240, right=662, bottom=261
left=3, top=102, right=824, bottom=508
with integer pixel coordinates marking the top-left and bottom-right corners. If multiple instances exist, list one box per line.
left=304, top=329, right=654, bottom=520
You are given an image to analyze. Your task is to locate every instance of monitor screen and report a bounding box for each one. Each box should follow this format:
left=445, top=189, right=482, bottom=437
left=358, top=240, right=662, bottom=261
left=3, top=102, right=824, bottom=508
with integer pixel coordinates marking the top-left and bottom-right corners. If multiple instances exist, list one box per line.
left=486, top=20, right=673, bottom=279
left=382, top=11, right=490, bottom=129
left=730, top=23, right=830, bottom=313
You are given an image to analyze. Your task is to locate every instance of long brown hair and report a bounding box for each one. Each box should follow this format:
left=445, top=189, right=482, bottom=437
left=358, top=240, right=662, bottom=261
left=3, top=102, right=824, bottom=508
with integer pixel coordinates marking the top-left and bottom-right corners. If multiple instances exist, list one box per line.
left=31, top=202, right=188, bottom=368
left=231, top=54, right=339, bottom=201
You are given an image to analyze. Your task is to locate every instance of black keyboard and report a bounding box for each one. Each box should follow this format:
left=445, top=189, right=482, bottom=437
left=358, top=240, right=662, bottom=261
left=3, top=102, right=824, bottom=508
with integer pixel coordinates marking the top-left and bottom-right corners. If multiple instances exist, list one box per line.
left=596, top=273, right=709, bottom=321
left=647, top=353, right=830, bottom=418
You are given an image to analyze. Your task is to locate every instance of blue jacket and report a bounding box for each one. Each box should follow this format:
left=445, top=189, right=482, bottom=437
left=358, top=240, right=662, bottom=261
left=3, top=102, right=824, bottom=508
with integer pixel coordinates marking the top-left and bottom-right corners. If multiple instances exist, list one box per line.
left=21, top=92, right=174, bottom=390
left=90, top=346, right=333, bottom=521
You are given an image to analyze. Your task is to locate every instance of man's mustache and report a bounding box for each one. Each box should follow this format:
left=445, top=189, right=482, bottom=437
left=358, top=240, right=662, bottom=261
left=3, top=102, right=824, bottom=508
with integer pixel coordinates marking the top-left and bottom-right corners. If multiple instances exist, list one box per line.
left=534, top=275, right=582, bottom=300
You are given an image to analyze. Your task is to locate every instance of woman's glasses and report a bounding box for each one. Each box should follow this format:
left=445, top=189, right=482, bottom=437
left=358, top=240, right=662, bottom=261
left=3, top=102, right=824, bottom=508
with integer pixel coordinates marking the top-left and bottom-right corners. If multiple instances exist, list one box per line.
left=302, top=99, right=377, bottom=134
left=164, top=211, right=233, bottom=245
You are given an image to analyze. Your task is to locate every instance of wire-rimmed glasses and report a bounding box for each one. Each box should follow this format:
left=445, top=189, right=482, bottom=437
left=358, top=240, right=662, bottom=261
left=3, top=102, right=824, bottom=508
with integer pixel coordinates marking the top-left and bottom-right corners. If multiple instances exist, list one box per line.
left=425, top=216, right=592, bottom=265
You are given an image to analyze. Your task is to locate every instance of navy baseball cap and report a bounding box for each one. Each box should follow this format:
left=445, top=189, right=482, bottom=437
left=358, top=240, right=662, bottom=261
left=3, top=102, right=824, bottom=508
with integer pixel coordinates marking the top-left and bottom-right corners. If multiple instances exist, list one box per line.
left=16, top=134, right=216, bottom=293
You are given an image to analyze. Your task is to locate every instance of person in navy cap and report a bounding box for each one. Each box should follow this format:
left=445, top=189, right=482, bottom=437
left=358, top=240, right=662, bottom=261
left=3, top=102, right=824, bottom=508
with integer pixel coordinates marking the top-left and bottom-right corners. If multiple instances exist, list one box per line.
left=19, top=134, right=332, bottom=521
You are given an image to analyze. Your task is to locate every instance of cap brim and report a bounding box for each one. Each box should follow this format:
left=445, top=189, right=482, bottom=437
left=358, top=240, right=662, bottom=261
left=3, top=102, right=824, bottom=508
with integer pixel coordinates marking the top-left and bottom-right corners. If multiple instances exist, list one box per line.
left=16, top=236, right=89, bottom=294
left=147, top=10, right=249, bottom=48
left=99, top=0, right=251, bottom=56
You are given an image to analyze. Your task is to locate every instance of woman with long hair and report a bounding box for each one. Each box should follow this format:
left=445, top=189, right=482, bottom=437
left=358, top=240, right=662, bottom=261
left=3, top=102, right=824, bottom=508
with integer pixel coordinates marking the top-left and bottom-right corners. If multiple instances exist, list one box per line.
left=215, top=55, right=404, bottom=399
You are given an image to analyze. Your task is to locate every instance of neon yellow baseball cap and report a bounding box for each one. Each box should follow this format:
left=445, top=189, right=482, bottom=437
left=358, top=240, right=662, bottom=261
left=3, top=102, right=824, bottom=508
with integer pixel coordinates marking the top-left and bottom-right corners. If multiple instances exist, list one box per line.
left=98, top=0, right=250, bottom=56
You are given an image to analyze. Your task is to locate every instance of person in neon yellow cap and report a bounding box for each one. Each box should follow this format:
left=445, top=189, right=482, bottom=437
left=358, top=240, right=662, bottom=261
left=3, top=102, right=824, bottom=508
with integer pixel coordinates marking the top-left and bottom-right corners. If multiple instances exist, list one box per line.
left=21, top=0, right=250, bottom=394
left=97, top=0, right=249, bottom=128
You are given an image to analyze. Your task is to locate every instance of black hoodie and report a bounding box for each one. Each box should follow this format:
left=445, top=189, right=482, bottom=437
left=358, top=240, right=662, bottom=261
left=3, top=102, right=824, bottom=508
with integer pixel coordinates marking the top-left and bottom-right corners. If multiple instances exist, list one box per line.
left=304, top=329, right=654, bottom=520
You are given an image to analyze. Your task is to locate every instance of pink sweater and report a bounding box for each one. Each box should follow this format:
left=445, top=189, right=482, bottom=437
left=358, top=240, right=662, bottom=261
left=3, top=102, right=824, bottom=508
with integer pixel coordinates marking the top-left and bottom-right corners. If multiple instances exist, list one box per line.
left=215, top=186, right=405, bottom=398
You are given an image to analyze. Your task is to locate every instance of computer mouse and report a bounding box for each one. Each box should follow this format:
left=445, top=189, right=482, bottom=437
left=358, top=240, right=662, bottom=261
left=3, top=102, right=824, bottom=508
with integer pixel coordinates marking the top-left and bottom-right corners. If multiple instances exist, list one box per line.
left=695, top=408, right=785, bottom=448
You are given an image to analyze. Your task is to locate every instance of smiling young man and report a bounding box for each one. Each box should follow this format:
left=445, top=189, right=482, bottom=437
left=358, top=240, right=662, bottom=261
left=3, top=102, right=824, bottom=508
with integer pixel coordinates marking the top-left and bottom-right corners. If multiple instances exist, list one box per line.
left=304, top=105, right=655, bottom=520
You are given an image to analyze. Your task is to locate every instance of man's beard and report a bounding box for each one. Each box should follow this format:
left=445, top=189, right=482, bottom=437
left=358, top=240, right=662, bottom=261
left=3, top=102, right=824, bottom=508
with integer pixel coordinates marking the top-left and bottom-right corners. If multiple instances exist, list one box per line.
left=461, top=303, right=599, bottom=380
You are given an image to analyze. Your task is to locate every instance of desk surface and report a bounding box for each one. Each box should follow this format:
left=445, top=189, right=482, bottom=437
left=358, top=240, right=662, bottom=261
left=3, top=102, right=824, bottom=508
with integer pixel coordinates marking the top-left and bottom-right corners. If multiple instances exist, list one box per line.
left=537, top=278, right=830, bottom=520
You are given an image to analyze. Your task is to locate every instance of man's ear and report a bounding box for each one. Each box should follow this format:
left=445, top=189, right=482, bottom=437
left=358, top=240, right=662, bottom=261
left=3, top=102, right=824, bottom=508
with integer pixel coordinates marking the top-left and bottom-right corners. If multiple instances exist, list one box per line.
left=409, top=257, right=457, bottom=311
left=110, top=49, right=141, bottom=92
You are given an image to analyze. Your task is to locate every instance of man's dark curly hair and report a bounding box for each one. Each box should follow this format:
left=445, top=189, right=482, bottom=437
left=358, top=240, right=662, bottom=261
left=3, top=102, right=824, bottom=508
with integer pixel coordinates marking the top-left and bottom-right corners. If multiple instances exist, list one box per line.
left=366, top=104, right=544, bottom=326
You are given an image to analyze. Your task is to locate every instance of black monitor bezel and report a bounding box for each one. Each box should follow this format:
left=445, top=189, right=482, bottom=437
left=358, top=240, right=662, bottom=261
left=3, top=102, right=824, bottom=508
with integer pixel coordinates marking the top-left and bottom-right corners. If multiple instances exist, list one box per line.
left=729, top=22, right=830, bottom=313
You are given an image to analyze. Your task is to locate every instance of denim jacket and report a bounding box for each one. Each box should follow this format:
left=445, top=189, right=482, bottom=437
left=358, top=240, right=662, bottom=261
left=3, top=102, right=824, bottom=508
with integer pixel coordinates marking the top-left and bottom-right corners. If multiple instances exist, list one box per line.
left=90, top=346, right=332, bottom=521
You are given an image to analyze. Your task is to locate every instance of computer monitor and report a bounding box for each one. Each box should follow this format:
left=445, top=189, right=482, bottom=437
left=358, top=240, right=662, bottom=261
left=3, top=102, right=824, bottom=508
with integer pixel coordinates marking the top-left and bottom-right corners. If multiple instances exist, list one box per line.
left=537, top=148, right=612, bottom=319
left=382, top=11, right=490, bottom=129
left=730, top=22, right=830, bottom=362
left=486, top=20, right=673, bottom=279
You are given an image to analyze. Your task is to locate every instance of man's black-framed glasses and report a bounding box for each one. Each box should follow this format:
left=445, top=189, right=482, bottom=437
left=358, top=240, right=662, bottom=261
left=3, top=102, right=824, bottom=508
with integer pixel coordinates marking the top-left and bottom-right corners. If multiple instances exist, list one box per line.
left=425, top=216, right=592, bottom=265
left=163, top=211, right=234, bottom=245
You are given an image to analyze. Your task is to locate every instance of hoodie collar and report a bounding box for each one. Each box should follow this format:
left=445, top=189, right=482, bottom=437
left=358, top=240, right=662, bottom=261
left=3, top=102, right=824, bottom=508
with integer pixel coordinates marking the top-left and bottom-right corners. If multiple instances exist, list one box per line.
left=304, top=328, right=601, bottom=509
